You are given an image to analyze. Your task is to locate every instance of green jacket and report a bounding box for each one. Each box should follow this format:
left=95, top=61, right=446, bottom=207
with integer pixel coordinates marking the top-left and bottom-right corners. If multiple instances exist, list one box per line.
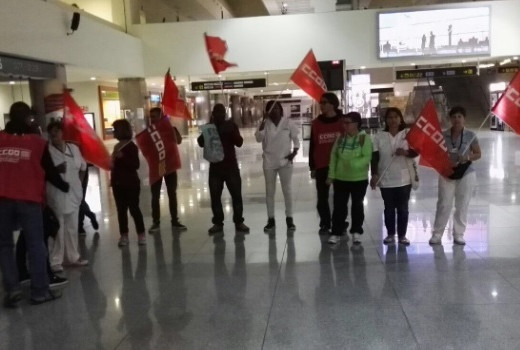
left=328, top=131, right=372, bottom=181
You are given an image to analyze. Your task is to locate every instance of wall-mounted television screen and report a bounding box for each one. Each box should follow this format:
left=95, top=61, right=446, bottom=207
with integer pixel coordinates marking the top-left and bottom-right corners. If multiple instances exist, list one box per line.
left=378, top=7, right=490, bottom=59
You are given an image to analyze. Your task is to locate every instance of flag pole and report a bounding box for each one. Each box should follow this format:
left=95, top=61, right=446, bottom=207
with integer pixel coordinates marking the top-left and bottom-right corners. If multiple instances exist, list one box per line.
left=459, top=111, right=491, bottom=155
left=264, top=79, right=292, bottom=114
left=373, top=155, right=395, bottom=188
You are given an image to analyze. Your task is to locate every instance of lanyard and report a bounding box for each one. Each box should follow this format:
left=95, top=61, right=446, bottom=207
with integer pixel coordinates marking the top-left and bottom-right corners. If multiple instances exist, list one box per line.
left=450, top=129, right=464, bottom=150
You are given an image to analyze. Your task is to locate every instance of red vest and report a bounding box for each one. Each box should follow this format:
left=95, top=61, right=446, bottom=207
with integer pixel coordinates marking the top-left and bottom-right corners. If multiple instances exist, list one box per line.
left=0, top=132, right=46, bottom=204
left=311, top=119, right=343, bottom=169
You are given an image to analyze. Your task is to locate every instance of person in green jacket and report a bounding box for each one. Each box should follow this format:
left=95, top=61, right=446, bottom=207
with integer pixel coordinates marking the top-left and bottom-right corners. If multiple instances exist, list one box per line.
left=327, top=112, right=372, bottom=245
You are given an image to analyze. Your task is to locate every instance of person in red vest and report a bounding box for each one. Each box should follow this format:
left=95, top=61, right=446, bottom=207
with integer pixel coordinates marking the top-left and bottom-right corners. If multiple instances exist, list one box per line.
left=0, top=102, right=63, bottom=307
left=309, top=92, right=344, bottom=234
left=147, top=107, right=187, bottom=233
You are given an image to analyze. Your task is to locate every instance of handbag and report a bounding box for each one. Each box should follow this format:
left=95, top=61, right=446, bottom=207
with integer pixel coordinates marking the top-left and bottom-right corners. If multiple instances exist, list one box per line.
left=406, top=158, right=419, bottom=190
left=43, top=205, right=60, bottom=239
left=448, top=161, right=472, bottom=180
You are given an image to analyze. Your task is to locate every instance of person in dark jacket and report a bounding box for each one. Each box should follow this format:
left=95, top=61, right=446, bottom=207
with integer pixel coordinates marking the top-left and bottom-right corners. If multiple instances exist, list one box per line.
left=309, top=92, right=344, bottom=234
left=197, top=104, right=249, bottom=235
left=111, top=119, right=146, bottom=247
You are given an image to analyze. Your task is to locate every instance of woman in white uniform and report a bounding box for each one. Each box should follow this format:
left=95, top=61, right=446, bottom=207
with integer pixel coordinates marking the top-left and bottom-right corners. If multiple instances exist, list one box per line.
left=46, top=121, right=88, bottom=272
left=255, top=100, right=300, bottom=232
left=370, top=108, right=418, bottom=245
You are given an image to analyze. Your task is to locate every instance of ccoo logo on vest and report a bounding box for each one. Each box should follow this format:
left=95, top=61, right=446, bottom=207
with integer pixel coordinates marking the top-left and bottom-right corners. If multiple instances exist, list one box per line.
left=0, top=147, right=31, bottom=163
left=148, top=125, right=167, bottom=176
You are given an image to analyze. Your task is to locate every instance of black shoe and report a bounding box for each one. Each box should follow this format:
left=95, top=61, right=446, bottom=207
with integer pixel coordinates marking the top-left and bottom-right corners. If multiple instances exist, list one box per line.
left=208, top=224, right=224, bottom=235
left=49, top=275, right=69, bottom=289
left=172, top=221, right=187, bottom=231
left=264, top=218, right=275, bottom=232
left=3, top=290, right=23, bottom=308
left=91, top=216, right=99, bottom=230
left=235, top=223, right=250, bottom=233
left=30, top=290, right=62, bottom=305
left=148, top=222, right=160, bottom=234
left=286, top=217, right=296, bottom=231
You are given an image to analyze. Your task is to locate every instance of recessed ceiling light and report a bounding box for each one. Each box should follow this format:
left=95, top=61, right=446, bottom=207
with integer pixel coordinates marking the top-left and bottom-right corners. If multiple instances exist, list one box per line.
left=514, top=56, right=519, bottom=60
left=461, top=59, right=467, bottom=63
left=90, top=77, right=96, bottom=81
left=410, top=63, right=415, bottom=66
left=264, top=71, right=269, bottom=75
left=9, top=81, right=15, bottom=85
left=360, top=66, right=366, bottom=70
left=260, top=89, right=263, bottom=92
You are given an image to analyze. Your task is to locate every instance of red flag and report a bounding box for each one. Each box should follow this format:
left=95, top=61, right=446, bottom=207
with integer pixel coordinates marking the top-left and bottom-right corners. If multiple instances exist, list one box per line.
left=162, top=69, right=191, bottom=120
left=406, top=100, right=453, bottom=177
left=62, top=91, right=111, bottom=170
left=290, top=49, right=327, bottom=102
left=491, top=71, right=520, bottom=134
left=204, top=33, right=237, bottom=74
left=135, top=116, right=181, bottom=185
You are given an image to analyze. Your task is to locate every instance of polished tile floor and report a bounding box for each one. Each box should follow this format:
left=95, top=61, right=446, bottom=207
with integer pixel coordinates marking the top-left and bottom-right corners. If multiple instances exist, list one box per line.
left=2, top=128, right=520, bottom=349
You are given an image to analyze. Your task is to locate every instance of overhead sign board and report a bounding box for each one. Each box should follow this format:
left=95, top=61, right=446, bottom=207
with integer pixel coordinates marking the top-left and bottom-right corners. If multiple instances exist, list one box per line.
left=0, top=54, right=56, bottom=79
left=395, top=66, right=477, bottom=80
left=191, top=78, right=266, bottom=91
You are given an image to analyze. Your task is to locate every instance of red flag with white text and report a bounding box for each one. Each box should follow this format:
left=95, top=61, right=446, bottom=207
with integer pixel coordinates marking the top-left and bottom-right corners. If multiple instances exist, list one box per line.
left=204, top=33, right=237, bottom=74
left=162, top=69, right=191, bottom=120
left=135, top=116, right=181, bottom=185
left=290, top=50, right=327, bottom=102
left=406, top=99, right=453, bottom=177
left=491, top=71, right=520, bottom=134
left=62, top=91, right=111, bottom=170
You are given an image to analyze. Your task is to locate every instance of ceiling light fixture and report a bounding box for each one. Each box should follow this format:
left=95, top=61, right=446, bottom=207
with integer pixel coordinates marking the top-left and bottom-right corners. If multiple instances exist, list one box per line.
left=360, top=66, right=366, bottom=70
left=9, top=81, right=15, bottom=85
left=90, top=77, right=96, bottom=81
left=500, top=58, right=512, bottom=66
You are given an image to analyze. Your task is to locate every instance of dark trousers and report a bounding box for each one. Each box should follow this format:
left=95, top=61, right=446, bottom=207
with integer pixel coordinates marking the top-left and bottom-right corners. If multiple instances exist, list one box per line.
left=380, top=185, right=412, bottom=238
left=331, top=180, right=368, bottom=235
left=79, top=170, right=96, bottom=229
left=151, top=172, right=178, bottom=224
left=0, top=199, right=49, bottom=298
left=16, top=224, right=53, bottom=280
left=112, top=185, right=145, bottom=235
left=315, top=167, right=332, bottom=228
left=209, top=166, right=244, bottom=225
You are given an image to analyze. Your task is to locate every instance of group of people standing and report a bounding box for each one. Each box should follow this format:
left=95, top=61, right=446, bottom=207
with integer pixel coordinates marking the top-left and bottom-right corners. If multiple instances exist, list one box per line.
left=0, top=96, right=482, bottom=308
left=308, top=93, right=481, bottom=247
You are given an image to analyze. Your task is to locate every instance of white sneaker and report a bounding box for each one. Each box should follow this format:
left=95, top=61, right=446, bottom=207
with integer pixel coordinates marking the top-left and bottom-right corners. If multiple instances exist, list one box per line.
left=352, top=233, right=361, bottom=244
left=328, top=235, right=341, bottom=244
left=454, top=235, right=466, bottom=245
left=429, top=233, right=443, bottom=245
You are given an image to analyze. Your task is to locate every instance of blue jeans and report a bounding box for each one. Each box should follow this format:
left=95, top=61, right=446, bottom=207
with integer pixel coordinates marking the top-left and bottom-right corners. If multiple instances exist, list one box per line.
left=0, top=199, right=49, bottom=298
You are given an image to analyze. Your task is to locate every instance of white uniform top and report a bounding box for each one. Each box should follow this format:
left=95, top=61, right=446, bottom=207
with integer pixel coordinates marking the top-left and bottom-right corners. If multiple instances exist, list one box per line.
left=372, top=130, right=411, bottom=188
left=255, top=117, right=300, bottom=169
left=46, top=142, right=86, bottom=214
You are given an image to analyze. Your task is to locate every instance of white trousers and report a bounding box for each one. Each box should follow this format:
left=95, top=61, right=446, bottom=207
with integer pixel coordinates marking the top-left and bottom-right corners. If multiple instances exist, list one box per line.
left=49, top=208, right=81, bottom=268
left=263, top=165, right=293, bottom=218
left=433, top=171, right=476, bottom=237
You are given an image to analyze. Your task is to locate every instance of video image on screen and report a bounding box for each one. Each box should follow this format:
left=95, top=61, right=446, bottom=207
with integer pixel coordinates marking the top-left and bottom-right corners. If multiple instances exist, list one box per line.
left=378, top=7, right=490, bottom=59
